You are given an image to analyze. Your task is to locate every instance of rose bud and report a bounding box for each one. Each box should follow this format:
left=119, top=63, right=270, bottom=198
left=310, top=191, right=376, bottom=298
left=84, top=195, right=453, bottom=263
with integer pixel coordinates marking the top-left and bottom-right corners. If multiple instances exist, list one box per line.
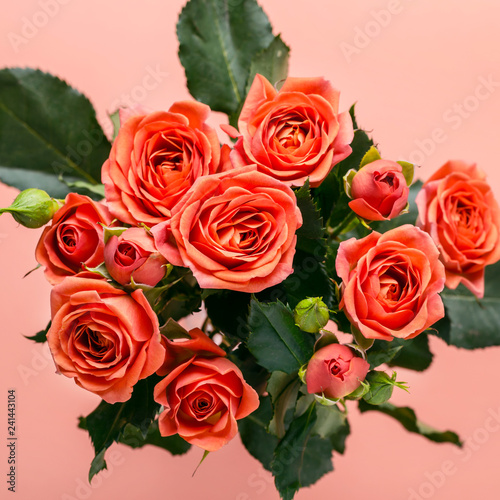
left=294, top=297, right=330, bottom=333
left=104, top=227, right=168, bottom=287
left=0, top=188, right=61, bottom=228
left=362, top=371, right=408, bottom=406
left=347, top=159, right=410, bottom=221
left=305, top=344, right=369, bottom=400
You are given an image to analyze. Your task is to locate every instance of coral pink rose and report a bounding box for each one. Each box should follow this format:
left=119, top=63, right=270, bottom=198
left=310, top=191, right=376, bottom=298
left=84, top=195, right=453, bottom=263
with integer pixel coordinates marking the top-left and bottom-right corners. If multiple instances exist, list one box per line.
left=47, top=277, right=165, bottom=403
left=102, top=101, right=221, bottom=226
left=229, top=74, right=354, bottom=188
left=104, top=227, right=168, bottom=286
left=306, top=344, right=369, bottom=399
left=152, top=164, right=302, bottom=293
left=35, top=193, right=113, bottom=284
left=348, top=160, right=409, bottom=221
left=336, top=225, right=445, bottom=341
left=154, top=354, right=259, bottom=451
left=416, top=160, right=500, bottom=298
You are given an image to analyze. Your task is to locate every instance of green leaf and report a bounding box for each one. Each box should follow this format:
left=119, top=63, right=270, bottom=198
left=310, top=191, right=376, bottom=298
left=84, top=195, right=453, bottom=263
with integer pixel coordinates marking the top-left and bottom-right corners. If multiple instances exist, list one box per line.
left=368, top=334, right=433, bottom=372
left=295, top=180, right=326, bottom=248
left=78, top=375, right=161, bottom=480
left=177, top=0, right=274, bottom=117
left=389, top=334, right=433, bottom=371
left=158, top=317, right=190, bottom=340
left=238, top=396, right=278, bottom=471
left=247, top=299, right=315, bottom=374
left=359, top=145, right=381, bottom=168
left=247, top=35, right=290, bottom=92
left=88, top=449, right=107, bottom=482
left=267, top=371, right=301, bottom=438
left=24, top=321, right=50, bottom=343
left=397, top=160, right=415, bottom=186
left=119, top=422, right=191, bottom=455
left=434, top=261, right=500, bottom=349
left=108, top=110, right=121, bottom=142
left=349, top=103, right=359, bottom=129
left=367, top=344, right=403, bottom=370
left=358, top=400, right=462, bottom=446
left=313, top=404, right=350, bottom=454
left=271, top=404, right=333, bottom=500
left=0, top=68, right=111, bottom=198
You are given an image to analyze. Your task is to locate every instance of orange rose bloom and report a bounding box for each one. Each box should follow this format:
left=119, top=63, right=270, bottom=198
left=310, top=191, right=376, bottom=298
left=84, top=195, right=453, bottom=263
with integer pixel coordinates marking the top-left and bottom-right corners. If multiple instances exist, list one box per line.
left=230, top=74, right=354, bottom=187
left=336, top=225, right=445, bottom=341
left=154, top=329, right=259, bottom=452
left=47, top=277, right=165, bottom=403
left=152, top=164, right=302, bottom=293
left=102, top=101, right=221, bottom=226
left=416, top=160, right=500, bottom=298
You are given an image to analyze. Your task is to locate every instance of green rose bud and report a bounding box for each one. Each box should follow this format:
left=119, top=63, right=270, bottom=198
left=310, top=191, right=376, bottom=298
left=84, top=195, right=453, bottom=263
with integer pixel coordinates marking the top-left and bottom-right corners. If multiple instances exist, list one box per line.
left=362, top=371, right=409, bottom=405
left=294, top=297, right=330, bottom=333
left=0, top=189, right=62, bottom=228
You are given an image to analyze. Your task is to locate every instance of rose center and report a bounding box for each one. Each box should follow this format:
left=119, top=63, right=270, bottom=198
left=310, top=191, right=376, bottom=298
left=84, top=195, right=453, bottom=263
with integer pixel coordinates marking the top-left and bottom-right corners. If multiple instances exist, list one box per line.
left=375, top=171, right=396, bottom=189
left=275, top=120, right=308, bottom=150
left=379, top=266, right=407, bottom=303
left=148, top=133, right=190, bottom=176
left=60, top=225, right=78, bottom=251
left=75, top=325, right=110, bottom=360
left=115, top=242, right=140, bottom=266
left=326, top=356, right=350, bottom=380
left=192, top=392, right=215, bottom=416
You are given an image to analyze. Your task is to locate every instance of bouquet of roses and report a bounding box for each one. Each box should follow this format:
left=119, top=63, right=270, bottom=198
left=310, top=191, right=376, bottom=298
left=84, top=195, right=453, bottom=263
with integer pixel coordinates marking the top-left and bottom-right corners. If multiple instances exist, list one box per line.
left=1, top=0, right=500, bottom=499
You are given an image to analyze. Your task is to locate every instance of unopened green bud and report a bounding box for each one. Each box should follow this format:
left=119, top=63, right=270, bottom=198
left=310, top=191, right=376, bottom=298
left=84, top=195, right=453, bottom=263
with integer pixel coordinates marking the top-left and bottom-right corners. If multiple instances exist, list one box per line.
left=362, top=371, right=409, bottom=406
left=294, top=297, right=330, bottom=333
left=0, top=189, right=62, bottom=228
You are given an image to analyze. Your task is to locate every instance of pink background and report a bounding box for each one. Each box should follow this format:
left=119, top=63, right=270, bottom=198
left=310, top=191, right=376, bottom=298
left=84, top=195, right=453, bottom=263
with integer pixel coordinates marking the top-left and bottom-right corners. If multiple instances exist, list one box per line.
left=1, top=1, right=500, bottom=499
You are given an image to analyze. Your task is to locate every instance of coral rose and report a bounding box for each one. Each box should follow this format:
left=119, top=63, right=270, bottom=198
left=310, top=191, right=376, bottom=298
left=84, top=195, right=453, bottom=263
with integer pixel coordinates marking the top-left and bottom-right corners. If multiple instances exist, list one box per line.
left=47, top=277, right=165, bottom=403
left=306, top=343, right=369, bottom=399
left=154, top=351, right=259, bottom=451
left=348, top=159, right=409, bottom=221
left=152, top=164, right=302, bottom=293
left=230, top=74, right=354, bottom=187
left=336, top=225, right=445, bottom=341
left=416, top=160, right=500, bottom=298
left=35, top=193, right=113, bottom=284
left=104, top=227, right=168, bottom=287
left=102, top=101, right=221, bottom=226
